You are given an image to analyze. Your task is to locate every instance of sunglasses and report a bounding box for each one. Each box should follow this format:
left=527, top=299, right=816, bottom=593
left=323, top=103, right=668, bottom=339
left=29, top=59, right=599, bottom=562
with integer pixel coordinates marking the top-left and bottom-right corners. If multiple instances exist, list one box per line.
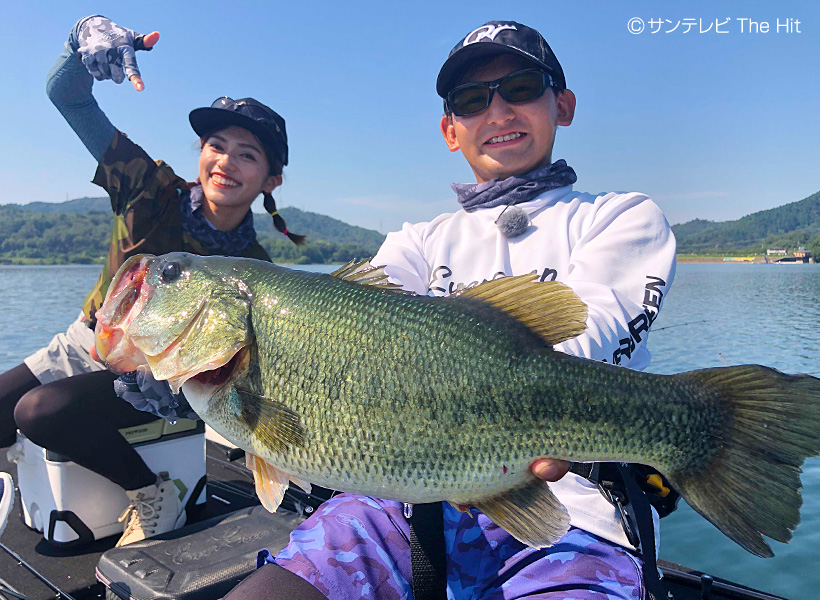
left=446, top=69, right=555, bottom=117
left=211, top=97, right=283, bottom=134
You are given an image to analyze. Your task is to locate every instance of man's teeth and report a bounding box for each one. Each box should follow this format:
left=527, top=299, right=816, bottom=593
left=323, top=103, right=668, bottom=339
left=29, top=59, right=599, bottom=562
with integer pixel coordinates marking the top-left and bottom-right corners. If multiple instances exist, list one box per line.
left=488, top=133, right=523, bottom=144
left=212, top=174, right=239, bottom=187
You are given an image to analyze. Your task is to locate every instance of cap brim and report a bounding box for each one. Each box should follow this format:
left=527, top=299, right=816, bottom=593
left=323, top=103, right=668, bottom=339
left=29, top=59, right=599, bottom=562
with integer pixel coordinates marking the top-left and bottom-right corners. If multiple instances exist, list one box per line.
left=436, top=44, right=556, bottom=97
left=189, top=107, right=288, bottom=166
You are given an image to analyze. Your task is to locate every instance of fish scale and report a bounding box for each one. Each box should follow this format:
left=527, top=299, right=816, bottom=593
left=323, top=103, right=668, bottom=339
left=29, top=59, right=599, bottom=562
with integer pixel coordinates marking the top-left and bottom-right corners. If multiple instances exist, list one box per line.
left=228, top=269, right=710, bottom=500
left=97, top=253, right=820, bottom=555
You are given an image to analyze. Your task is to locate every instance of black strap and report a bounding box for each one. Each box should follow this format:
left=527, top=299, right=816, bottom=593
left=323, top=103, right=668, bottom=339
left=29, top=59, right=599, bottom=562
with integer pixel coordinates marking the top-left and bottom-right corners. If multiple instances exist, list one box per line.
left=570, top=463, right=668, bottom=600
left=405, top=472, right=667, bottom=600
left=406, top=502, right=447, bottom=600
left=615, top=464, right=667, bottom=600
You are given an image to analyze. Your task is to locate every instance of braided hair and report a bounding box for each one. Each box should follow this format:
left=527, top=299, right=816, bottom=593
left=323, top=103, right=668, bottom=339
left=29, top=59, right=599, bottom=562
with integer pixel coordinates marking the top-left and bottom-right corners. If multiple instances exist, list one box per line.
left=263, top=192, right=306, bottom=246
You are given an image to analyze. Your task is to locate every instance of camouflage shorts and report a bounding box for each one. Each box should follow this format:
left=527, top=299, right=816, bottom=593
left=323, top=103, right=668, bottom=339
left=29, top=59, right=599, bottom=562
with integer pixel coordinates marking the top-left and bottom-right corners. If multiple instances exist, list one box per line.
left=262, top=493, right=645, bottom=599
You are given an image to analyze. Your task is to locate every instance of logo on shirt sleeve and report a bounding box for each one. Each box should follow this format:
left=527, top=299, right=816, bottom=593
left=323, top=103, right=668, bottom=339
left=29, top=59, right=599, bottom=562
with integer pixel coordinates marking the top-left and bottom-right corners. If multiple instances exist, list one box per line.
left=611, top=276, right=667, bottom=365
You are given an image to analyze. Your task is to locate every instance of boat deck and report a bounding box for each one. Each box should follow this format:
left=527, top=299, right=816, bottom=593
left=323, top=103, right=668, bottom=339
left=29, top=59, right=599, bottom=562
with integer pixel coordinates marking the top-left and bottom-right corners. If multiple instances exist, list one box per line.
left=0, top=441, right=787, bottom=600
left=0, top=439, right=264, bottom=600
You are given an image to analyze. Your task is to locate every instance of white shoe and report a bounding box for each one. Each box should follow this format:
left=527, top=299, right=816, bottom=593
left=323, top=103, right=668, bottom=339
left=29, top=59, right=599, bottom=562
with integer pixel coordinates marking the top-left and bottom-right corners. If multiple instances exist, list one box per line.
left=116, top=471, right=187, bottom=547
left=0, top=472, right=14, bottom=538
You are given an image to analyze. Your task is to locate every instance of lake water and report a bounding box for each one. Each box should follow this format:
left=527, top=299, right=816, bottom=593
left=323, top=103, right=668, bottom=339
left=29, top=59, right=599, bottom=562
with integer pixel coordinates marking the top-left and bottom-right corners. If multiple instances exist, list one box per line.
left=0, top=262, right=818, bottom=598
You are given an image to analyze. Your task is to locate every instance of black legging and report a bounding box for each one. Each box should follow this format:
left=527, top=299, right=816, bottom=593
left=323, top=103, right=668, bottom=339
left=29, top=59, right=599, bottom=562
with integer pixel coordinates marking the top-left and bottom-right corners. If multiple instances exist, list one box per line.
left=222, top=563, right=328, bottom=600
left=1, top=363, right=157, bottom=490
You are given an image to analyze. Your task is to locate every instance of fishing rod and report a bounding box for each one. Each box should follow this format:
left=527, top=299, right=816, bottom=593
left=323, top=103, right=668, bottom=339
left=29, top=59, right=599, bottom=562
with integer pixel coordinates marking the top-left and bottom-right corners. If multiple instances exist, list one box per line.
left=652, top=319, right=709, bottom=333
left=0, top=542, right=77, bottom=600
left=0, top=579, right=31, bottom=600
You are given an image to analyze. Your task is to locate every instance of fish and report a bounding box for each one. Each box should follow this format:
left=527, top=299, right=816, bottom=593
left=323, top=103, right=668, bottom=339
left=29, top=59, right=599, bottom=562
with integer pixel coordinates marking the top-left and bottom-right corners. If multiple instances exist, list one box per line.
left=95, top=252, right=820, bottom=557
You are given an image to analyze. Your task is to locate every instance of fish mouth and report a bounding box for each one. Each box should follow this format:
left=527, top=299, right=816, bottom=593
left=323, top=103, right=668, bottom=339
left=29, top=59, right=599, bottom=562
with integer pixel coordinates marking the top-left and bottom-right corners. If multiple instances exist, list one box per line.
left=192, top=348, right=246, bottom=387
left=95, top=255, right=152, bottom=370
left=162, top=346, right=248, bottom=396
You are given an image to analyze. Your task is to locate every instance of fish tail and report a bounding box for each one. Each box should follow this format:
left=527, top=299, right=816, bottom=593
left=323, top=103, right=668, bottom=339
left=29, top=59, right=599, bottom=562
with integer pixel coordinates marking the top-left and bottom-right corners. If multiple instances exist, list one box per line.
left=670, top=365, right=820, bottom=557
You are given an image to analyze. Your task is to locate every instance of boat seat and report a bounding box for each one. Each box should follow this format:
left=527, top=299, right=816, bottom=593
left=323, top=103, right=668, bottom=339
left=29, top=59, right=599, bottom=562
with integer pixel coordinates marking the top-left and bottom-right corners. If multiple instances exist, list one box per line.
left=10, top=418, right=206, bottom=548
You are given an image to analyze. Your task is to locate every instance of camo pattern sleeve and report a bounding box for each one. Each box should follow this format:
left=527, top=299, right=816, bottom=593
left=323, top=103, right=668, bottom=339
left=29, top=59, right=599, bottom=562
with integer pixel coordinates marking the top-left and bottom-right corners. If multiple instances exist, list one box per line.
left=81, top=130, right=190, bottom=326
left=269, top=493, right=643, bottom=599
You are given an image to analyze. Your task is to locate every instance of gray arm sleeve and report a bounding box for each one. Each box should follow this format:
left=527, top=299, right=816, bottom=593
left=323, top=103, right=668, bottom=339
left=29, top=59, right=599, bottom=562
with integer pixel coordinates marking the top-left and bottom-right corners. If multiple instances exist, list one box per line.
left=45, top=18, right=116, bottom=162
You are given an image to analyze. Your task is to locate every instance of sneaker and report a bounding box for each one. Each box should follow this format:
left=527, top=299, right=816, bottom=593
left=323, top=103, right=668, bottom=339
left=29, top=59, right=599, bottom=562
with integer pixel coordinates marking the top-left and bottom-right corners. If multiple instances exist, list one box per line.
left=0, top=472, right=14, bottom=538
left=116, top=471, right=187, bottom=547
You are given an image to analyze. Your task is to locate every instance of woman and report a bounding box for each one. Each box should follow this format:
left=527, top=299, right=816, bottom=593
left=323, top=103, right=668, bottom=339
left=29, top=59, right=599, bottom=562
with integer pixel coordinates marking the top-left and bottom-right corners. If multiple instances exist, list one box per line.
left=0, top=15, right=302, bottom=547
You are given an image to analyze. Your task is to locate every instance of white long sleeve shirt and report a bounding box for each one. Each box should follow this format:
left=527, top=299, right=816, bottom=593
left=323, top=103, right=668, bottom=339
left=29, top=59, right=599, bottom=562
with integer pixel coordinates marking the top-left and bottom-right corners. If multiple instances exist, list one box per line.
left=372, top=184, right=677, bottom=548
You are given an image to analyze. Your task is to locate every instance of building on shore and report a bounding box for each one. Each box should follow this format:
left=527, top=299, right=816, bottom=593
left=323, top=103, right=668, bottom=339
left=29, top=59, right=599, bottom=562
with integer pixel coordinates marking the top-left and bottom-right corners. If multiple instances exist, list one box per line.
left=775, top=247, right=813, bottom=264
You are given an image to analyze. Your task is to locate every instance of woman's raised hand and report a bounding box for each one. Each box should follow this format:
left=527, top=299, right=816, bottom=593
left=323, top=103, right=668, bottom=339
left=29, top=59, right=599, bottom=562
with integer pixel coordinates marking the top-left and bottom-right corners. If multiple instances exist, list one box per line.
left=77, top=16, right=160, bottom=91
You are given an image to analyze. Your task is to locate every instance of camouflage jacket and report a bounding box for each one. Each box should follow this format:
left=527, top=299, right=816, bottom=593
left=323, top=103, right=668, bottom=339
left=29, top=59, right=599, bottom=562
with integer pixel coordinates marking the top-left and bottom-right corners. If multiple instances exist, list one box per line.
left=81, top=130, right=271, bottom=327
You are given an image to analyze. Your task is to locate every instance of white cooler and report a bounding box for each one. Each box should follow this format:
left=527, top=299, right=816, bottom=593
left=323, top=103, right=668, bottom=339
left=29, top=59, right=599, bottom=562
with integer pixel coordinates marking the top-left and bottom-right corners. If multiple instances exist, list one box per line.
left=10, top=418, right=206, bottom=547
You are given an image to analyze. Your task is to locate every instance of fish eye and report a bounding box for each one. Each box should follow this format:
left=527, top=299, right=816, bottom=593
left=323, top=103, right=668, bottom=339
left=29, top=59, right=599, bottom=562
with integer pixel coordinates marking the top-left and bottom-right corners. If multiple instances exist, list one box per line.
left=160, top=261, right=182, bottom=284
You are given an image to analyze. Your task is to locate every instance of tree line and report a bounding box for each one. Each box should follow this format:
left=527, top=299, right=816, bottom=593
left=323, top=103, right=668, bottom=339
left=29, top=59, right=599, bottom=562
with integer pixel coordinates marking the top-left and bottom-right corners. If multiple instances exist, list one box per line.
left=672, top=190, right=820, bottom=257
left=0, top=205, right=384, bottom=265
left=5, top=188, right=820, bottom=263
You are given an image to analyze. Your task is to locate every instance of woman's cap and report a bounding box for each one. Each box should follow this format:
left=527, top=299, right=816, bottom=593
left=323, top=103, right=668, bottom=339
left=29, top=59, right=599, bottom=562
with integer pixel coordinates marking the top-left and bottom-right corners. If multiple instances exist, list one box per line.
left=189, top=97, right=289, bottom=166
left=436, top=21, right=566, bottom=98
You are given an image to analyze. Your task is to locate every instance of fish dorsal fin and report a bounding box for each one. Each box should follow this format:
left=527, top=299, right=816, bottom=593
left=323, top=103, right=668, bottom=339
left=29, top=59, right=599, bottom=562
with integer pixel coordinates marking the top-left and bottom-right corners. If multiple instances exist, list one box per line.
left=231, top=387, right=306, bottom=453
left=472, top=477, right=570, bottom=548
left=246, top=452, right=290, bottom=512
left=456, top=275, right=588, bottom=346
left=331, top=258, right=411, bottom=294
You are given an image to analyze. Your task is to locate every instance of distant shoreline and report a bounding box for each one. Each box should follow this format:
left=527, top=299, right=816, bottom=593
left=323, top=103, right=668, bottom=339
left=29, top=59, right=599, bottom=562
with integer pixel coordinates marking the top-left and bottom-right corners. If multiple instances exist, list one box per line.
left=677, top=256, right=749, bottom=263
left=0, top=260, right=338, bottom=267
left=4, top=257, right=814, bottom=267
left=676, top=255, right=815, bottom=264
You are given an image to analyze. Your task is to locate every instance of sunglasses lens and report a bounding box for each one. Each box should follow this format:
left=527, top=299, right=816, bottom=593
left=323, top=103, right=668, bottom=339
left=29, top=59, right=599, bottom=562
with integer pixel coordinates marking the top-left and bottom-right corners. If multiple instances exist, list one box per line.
left=243, top=105, right=272, bottom=121
left=499, top=71, right=545, bottom=103
left=211, top=96, right=234, bottom=108
left=450, top=85, right=491, bottom=116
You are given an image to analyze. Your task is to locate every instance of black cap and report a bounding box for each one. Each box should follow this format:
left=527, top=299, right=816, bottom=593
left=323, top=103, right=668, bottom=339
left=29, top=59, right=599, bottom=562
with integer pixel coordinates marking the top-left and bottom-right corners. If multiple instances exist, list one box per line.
left=189, top=97, right=289, bottom=167
left=436, top=21, right=566, bottom=98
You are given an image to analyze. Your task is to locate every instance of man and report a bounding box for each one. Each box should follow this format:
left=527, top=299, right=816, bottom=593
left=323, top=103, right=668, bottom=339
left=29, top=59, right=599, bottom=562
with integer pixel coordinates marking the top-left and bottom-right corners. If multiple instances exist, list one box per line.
left=230, top=20, right=676, bottom=600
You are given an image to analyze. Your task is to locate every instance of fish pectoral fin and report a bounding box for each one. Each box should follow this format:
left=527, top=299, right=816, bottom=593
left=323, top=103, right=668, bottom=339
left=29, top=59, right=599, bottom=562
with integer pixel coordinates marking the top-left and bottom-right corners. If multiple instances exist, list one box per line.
left=447, top=502, right=474, bottom=515
left=472, top=477, right=570, bottom=549
left=246, top=452, right=290, bottom=513
left=289, top=475, right=312, bottom=494
left=456, top=275, right=587, bottom=347
left=232, top=387, right=306, bottom=452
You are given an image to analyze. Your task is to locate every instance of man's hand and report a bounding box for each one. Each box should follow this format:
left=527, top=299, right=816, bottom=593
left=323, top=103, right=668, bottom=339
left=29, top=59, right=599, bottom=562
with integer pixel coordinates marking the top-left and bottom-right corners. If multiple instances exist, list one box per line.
left=77, top=16, right=160, bottom=91
left=450, top=458, right=570, bottom=513
left=530, top=458, right=570, bottom=482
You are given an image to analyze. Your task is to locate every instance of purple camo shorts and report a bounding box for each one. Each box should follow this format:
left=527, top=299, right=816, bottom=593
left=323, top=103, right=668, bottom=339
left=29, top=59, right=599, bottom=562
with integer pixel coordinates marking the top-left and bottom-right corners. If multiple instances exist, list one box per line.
left=261, top=493, right=645, bottom=599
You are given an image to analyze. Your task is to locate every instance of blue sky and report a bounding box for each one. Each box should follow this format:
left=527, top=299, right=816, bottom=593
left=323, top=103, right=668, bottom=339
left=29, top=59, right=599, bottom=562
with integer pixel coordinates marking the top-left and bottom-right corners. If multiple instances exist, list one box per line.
left=1, top=1, right=818, bottom=233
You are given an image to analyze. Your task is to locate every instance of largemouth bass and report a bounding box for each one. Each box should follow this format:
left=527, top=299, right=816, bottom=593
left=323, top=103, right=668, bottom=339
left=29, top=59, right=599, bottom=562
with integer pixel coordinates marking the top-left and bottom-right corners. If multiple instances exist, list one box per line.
left=96, top=252, right=820, bottom=557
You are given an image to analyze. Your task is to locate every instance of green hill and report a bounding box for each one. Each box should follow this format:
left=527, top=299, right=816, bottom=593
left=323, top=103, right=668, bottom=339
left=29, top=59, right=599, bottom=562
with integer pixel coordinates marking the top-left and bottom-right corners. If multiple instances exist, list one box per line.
left=0, top=198, right=385, bottom=265
left=15, top=197, right=110, bottom=214
left=10, top=189, right=818, bottom=264
left=672, top=190, right=820, bottom=256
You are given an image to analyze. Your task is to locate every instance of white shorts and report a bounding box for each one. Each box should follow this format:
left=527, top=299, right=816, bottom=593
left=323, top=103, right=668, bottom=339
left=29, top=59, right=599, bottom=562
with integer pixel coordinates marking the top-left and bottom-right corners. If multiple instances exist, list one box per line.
left=23, top=314, right=106, bottom=385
